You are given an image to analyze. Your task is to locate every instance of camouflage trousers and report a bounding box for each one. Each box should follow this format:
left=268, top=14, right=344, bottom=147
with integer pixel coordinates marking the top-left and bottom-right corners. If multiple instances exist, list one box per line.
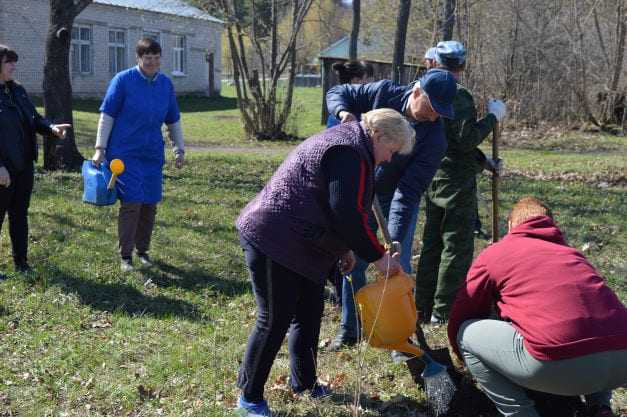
left=415, top=178, right=477, bottom=320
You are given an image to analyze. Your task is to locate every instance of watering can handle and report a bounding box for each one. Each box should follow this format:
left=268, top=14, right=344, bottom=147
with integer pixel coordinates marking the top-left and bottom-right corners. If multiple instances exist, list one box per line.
left=372, top=196, right=401, bottom=256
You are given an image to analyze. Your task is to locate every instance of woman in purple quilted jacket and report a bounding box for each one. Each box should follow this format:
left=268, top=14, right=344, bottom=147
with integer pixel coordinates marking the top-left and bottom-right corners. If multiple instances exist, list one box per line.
left=235, top=108, right=415, bottom=417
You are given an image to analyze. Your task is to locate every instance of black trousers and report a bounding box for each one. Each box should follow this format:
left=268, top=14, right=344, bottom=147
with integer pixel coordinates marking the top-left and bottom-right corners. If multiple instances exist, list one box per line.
left=237, top=237, right=325, bottom=402
left=0, top=163, right=34, bottom=267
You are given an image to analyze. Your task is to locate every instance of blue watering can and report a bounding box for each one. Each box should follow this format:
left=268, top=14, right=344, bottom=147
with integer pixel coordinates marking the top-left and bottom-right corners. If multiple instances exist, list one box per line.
left=82, top=160, right=118, bottom=206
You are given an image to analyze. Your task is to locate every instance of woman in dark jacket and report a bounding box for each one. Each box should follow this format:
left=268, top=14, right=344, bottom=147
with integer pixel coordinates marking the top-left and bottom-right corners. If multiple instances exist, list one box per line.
left=0, top=45, right=70, bottom=277
left=234, top=108, right=414, bottom=417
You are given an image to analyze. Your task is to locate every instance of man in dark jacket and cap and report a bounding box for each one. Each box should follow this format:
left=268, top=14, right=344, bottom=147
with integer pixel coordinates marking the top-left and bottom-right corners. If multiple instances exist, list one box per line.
left=325, top=68, right=457, bottom=349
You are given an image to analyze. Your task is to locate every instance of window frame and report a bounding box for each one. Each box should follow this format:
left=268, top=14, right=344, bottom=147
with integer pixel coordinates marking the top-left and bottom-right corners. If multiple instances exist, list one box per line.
left=70, top=24, right=93, bottom=75
left=108, top=28, right=127, bottom=75
left=172, top=35, right=186, bottom=76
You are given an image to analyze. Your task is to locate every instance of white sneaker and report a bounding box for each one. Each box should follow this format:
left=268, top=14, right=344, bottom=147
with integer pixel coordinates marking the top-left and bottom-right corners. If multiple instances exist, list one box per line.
left=137, top=254, right=152, bottom=267
left=120, top=258, right=133, bottom=272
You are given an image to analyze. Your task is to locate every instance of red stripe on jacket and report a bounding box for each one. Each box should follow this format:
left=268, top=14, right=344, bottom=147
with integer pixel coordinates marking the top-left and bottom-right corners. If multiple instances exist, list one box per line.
left=356, top=159, right=385, bottom=256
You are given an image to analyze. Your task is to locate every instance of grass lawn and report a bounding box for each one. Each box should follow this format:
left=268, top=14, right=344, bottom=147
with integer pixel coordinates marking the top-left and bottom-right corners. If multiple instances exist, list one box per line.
left=5, top=86, right=625, bottom=416
left=0, top=144, right=625, bottom=416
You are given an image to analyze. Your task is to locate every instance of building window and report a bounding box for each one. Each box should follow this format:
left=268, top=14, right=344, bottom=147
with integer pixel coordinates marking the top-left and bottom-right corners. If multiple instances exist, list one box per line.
left=143, top=31, right=160, bottom=43
left=71, top=25, right=92, bottom=74
left=172, top=35, right=186, bottom=75
left=108, top=30, right=126, bottom=74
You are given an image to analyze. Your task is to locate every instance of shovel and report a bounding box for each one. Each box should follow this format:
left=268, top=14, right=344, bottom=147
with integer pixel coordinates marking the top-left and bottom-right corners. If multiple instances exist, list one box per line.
left=491, top=122, right=500, bottom=243
left=356, top=197, right=456, bottom=415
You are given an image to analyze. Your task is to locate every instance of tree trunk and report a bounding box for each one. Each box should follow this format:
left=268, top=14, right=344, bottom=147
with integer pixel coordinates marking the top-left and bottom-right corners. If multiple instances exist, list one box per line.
left=604, top=0, right=626, bottom=125
left=43, top=0, right=92, bottom=171
left=349, top=0, right=360, bottom=60
left=439, top=0, right=456, bottom=41
left=199, top=0, right=312, bottom=141
left=503, top=0, right=520, bottom=100
left=392, top=0, right=411, bottom=84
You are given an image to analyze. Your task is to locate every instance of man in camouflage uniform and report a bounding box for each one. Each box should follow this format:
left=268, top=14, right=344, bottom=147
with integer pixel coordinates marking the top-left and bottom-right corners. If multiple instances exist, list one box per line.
left=415, top=41, right=507, bottom=324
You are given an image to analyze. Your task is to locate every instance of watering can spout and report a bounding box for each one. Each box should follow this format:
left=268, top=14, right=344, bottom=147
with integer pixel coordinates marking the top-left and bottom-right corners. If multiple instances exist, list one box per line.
left=356, top=272, right=449, bottom=379
left=389, top=340, right=425, bottom=359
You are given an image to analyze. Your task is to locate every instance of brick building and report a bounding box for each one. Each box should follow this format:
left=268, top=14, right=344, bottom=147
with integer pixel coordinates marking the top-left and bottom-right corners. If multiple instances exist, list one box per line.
left=0, top=0, right=223, bottom=97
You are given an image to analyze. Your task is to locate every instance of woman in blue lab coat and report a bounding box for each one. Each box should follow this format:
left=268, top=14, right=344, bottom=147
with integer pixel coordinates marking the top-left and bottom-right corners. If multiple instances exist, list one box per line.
left=91, top=38, right=185, bottom=272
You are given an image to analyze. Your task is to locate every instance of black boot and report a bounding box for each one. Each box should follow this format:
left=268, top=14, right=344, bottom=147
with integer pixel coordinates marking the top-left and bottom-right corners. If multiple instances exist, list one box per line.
left=15, top=262, right=32, bottom=273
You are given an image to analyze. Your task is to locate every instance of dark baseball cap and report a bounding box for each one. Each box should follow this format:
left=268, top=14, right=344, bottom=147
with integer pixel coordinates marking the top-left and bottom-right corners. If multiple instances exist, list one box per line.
left=420, top=68, right=456, bottom=119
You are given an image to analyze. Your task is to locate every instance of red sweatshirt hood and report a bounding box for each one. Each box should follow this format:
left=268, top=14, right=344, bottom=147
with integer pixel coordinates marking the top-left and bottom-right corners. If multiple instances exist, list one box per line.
left=508, top=216, right=567, bottom=246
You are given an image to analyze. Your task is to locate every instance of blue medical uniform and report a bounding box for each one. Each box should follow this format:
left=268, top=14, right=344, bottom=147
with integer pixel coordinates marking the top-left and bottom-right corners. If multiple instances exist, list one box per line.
left=100, top=66, right=180, bottom=204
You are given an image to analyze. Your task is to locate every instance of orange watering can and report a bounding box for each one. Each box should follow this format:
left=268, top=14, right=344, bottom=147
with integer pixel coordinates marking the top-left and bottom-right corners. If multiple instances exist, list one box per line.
left=356, top=271, right=422, bottom=357
left=356, top=271, right=447, bottom=377
left=359, top=195, right=448, bottom=378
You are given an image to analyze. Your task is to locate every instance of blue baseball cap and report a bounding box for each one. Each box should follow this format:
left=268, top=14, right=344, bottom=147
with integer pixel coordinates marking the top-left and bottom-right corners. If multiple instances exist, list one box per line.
left=435, top=40, right=466, bottom=68
left=420, top=68, right=456, bottom=119
left=424, top=47, right=437, bottom=60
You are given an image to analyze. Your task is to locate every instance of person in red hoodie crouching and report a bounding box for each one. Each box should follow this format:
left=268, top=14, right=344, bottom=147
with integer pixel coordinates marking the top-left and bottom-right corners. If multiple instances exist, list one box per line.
left=447, top=196, right=627, bottom=417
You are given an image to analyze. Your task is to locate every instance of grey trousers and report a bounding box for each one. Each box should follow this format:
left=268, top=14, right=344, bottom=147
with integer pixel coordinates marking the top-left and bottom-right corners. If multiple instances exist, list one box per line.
left=457, top=319, right=627, bottom=417
left=118, top=202, right=157, bottom=258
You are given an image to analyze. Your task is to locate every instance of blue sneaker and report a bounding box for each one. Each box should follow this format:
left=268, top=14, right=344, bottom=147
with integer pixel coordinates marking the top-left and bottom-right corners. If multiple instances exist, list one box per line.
left=310, top=383, right=333, bottom=399
left=235, top=396, right=276, bottom=417
left=295, top=382, right=332, bottom=399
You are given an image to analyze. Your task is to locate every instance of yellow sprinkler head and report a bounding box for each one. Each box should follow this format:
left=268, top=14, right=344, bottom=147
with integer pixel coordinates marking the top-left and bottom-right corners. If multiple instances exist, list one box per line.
left=109, top=159, right=125, bottom=175
left=107, top=159, right=125, bottom=190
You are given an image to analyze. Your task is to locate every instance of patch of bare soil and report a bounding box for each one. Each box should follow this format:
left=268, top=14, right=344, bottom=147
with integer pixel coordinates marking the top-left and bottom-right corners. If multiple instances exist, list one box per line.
left=499, top=126, right=623, bottom=153
left=504, top=170, right=627, bottom=188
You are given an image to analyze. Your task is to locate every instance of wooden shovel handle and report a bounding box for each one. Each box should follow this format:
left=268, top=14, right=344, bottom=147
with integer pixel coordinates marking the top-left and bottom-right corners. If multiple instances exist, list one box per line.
left=372, top=196, right=401, bottom=255
left=491, top=122, right=500, bottom=243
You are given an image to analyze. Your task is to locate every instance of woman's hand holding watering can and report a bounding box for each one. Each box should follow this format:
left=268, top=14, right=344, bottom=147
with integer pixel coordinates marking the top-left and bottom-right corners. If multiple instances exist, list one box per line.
left=373, top=250, right=402, bottom=277
left=91, top=148, right=106, bottom=167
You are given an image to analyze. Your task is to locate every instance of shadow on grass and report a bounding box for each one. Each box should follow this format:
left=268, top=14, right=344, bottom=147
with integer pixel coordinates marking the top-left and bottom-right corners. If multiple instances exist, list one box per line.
left=43, top=264, right=201, bottom=320
left=326, top=392, right=425, bottom=417
left=34, top=95, right=238, bottom=113
left=38, top=212, right=101, bottom=234
left=178, top=96, right=238, bottom=112
left=139, top=260, right=250, bottom=298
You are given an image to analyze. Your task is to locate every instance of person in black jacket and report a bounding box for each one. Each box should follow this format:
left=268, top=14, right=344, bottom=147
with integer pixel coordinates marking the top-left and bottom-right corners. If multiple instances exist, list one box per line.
left=0, top=45, right=70, bottom=278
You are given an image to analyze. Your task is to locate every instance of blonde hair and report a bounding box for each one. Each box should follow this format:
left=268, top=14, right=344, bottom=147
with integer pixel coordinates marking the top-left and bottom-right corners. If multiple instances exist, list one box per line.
left=362, top=108, right=415, bottom=154
left=508, top=197, right=553, bottom=229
